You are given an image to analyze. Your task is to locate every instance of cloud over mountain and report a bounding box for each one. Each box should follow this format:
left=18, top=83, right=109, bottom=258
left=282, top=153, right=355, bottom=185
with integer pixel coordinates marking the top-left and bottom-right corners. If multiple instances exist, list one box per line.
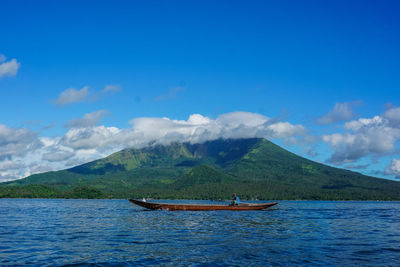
left=128, top=111, right=306, bottom=146
left=0, top=111, right=307, bottom=181
left=2, top=108, right=399, bottom=181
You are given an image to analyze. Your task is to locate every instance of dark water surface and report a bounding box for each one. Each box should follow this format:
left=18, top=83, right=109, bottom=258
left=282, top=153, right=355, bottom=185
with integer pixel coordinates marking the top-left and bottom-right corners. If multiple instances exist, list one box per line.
left=1, top=199, right=399, bottom=266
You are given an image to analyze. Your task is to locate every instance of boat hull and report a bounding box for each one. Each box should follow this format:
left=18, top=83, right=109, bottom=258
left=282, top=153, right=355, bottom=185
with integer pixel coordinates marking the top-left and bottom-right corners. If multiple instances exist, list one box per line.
left=128, top=199, right=278, bottom=211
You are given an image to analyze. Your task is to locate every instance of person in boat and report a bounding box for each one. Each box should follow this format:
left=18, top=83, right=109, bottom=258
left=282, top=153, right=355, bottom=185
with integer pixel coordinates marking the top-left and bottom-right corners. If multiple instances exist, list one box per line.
left=231, top=193, right=240, bottom=206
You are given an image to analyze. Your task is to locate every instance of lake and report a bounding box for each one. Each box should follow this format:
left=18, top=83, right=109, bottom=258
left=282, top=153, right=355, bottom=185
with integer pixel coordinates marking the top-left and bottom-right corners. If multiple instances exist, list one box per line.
left=1, top=199, right=399, bottom=266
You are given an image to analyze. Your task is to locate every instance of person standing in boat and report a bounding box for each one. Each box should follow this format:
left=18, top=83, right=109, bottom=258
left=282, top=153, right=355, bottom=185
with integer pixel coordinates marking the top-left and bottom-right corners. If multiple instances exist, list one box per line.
left=232, top=193, right=240, bottom=206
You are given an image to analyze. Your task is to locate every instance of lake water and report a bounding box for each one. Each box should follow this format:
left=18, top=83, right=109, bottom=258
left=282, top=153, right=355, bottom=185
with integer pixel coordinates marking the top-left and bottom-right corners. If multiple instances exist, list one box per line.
left=1, top=199, right=399, bottom=266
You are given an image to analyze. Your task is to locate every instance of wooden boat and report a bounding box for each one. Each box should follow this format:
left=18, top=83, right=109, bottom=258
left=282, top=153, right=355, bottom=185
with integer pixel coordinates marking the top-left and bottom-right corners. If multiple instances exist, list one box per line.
left=128, top=199, right=278, bottom=211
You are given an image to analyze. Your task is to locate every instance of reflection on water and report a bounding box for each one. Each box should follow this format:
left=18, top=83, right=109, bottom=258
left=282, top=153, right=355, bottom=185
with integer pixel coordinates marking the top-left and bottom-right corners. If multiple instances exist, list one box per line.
left=0, top=199, right=399, bottom=266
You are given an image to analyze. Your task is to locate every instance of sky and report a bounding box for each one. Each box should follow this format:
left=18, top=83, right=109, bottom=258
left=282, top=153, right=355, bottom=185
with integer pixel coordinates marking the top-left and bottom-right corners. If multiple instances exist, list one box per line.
left=1, top=0, right=400, bottom=181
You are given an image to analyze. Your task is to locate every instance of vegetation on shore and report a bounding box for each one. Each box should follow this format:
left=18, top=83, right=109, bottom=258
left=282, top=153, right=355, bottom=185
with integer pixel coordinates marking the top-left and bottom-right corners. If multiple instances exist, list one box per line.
left=0, top=184, right=108, bottom=199
left=2, top=138, right=400, bottom=200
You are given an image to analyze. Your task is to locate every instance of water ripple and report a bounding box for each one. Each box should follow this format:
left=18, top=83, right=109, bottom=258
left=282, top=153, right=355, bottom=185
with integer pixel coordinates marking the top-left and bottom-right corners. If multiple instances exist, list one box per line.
left=0, top=199, right=399, bottom=266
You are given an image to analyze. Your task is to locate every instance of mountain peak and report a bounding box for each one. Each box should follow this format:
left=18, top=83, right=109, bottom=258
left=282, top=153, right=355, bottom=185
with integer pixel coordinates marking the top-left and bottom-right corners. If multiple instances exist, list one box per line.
left=4, top=137, right=400, bottom=200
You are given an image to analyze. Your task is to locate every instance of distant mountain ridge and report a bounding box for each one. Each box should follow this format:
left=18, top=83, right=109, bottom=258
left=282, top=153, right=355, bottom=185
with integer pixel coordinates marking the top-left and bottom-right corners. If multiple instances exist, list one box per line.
left=2, top=138, right=400, bottom=200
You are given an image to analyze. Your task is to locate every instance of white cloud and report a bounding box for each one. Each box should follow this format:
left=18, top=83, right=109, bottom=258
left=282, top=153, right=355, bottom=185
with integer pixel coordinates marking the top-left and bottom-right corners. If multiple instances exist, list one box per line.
left=61, top=125, right=122, bottom=150
left=0, top=124, right=42, bottom=159
left=0, top=125, right=44, bottom=181
left=264, top=122, right=306, bottom=139
left=102, top=84, right=121, bottom=94
left=55, top=85, right=121, bottom=106
left=323, top=107, right=400, bottom=164
left=0, top=58, right=21, bottom=78
left=216, top=111, right=268, bottom=127
left=28, top=164, right=54, bottom=175
left=128, top=111, right=306, bottom=145
left=187, top=114, right=212, bottom=125
left=383, top=107, right=400, bottom=127
left=65, top=110, right=110, bottom=128
left=344, top=116, right=384, bottom=131
left=153, top=86, right=185, bottom=102
left=56, top=111, right=306, bottom=163
left=385, top=159, right=400, bottom=179
left=3, top=108, right=400, bottom=181
left=322, top=133, right=356, bottom=147
left=42, top=150, right=74, bottom=162
left=0, top=160, right=23, bottom=171
left=317, top=101, right=360, bottom=125
left=0, top=111, right=308, bottom=181
left=55, top=86, right=89, bottom=106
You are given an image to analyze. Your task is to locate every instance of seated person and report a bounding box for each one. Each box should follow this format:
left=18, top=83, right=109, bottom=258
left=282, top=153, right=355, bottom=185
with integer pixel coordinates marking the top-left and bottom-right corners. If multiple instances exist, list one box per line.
left=231, top=193, right=240, bottom=206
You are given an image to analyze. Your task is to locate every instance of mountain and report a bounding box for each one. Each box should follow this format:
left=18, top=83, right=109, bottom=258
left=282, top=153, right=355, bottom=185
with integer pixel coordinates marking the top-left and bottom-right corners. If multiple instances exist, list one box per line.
left=2, top=138, right=400, bottom=200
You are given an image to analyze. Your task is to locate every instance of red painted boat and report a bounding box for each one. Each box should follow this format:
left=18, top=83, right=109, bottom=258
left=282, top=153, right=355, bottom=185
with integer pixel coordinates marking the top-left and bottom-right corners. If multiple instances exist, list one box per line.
left=128, top=199, right=278, bottom=211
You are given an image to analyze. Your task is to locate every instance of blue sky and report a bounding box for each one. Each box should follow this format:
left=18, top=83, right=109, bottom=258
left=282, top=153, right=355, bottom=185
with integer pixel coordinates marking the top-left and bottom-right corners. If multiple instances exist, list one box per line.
left=1, top=0, right=400, bottom=181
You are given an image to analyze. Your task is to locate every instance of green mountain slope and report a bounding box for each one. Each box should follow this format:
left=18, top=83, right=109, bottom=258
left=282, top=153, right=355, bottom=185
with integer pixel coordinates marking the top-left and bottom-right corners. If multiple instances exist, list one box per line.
left=2, top=138, right=400, bottom=200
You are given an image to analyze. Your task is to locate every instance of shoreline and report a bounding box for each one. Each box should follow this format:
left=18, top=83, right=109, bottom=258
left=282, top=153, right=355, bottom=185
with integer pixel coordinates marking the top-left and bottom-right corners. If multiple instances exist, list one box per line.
left=1, top=198, right=400, bottom=201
